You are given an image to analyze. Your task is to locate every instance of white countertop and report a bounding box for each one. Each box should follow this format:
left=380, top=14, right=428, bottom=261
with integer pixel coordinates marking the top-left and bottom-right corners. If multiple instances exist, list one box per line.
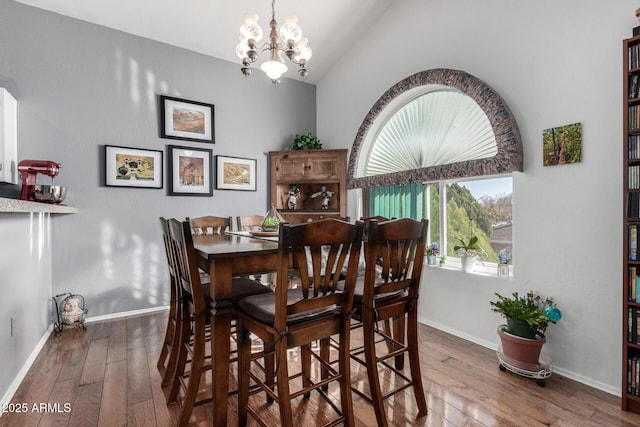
left=0, top=197, right=78, bottom=214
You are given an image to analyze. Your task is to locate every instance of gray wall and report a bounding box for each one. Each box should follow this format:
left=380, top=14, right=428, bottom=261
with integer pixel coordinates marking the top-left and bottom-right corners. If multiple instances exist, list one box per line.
left=0, top=0, right=315, bottom=314
left=318, top=0, right=630, bottom=394
left=0, top=0, right=315, bottom=402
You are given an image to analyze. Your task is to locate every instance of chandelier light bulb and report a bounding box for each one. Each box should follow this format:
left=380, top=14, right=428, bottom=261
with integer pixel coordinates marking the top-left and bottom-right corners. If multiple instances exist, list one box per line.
left=294, top=37, right=312, bottom=62
left=279, top=15, right=302, bottom=44
left=235, top=41, right=250, bottom=60
left=240, top=13, right=263, bottom=42
left=261, top=54, right=288, bottom=81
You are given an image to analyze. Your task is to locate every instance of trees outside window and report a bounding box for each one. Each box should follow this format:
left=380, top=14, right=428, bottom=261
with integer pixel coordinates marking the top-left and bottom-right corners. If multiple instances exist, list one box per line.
left=371, top=176, right=512, bottom=266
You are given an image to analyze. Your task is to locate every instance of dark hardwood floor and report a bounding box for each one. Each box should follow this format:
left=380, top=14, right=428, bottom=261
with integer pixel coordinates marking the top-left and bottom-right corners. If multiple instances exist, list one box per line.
left=1, top=310, right=639, bottom=426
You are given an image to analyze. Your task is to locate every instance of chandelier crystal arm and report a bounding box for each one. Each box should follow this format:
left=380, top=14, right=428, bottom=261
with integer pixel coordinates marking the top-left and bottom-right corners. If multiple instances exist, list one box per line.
left=236, top=0, right=311, bottom=85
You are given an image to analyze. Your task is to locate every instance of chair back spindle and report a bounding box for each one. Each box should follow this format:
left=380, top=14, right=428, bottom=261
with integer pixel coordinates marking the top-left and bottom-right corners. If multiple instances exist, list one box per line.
left=188, top=215, right=232, bottom=235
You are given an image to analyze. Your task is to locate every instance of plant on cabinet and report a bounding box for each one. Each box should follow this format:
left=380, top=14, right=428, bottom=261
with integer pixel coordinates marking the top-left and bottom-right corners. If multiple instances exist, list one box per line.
left=291, top=133, right=322, bottom=150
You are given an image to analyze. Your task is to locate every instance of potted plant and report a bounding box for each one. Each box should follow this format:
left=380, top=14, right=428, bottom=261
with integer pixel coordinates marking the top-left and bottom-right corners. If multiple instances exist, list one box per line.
left=453, top=235, right=486, bottom=273
left=496, top=248, right=511, bottom=278
left=261, top=205, right=286, bottom=232
left=426, top=242, right=439, bottom=265
left=291, top=133, right=322, bottom=150
left=490, top=291, right=562, bottom=370
left=439, top=256, right=446, bottom=267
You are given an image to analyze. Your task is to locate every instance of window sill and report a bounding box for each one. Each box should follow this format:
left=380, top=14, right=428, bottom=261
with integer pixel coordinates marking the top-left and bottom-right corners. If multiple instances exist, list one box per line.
left=426, top=258, right=513, bottom=280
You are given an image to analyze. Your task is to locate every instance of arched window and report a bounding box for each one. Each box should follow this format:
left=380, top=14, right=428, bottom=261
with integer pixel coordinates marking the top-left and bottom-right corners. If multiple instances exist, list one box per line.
left=348, top=69, right=522, bottom=272
left=348, top=69, right=522, bottom=188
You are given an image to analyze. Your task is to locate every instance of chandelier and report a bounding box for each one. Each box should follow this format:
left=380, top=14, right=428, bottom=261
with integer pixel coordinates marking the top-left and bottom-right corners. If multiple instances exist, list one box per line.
left=236, top=0, right=312, bottom=85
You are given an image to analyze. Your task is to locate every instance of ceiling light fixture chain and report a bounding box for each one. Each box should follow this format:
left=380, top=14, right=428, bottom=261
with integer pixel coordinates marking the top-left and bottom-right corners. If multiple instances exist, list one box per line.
left=236, top=0, right=312, bottom=85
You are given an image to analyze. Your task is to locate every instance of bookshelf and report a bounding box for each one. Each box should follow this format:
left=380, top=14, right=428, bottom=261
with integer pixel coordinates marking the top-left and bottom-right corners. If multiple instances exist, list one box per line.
left=269, top=149, right=347, bottom=224
left=624, top=34, right=640, bottom=413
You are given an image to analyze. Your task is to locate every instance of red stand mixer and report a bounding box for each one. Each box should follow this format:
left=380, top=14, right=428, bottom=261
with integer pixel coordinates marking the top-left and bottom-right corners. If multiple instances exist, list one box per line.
left=18, top=160, right=66, bottom=203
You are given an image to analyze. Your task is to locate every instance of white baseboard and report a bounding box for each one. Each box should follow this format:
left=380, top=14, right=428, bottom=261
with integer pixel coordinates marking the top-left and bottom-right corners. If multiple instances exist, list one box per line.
left=0, top=305, right=170, bottom=416
left=85, top=305, right=168, bottom=323
left=0, top=324, right=54, bottom=417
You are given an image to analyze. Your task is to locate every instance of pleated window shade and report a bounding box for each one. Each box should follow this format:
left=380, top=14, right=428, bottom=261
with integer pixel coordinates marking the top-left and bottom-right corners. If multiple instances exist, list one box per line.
left=365, top=89, right=497, bottom=177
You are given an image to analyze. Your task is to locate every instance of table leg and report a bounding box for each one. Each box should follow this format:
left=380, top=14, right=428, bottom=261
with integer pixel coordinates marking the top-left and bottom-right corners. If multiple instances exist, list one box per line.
left=209, top=259, right=233, bottom=427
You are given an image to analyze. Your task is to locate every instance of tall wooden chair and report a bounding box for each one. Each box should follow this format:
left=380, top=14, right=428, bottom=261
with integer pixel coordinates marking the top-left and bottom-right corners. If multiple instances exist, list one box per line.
left=234, top=218, right=364, bottom=427
left=164, top=218, right=271, bottom=426
left=187, top=215, right=232, bottom=283
left=236, top=214, right=264, bottom=232
left=237, top=214, right=270, bottom=283
left=157, top=217, right=182, bottom=387
left=351, top=218, right=429, bottom=427
left=188, top=215, right=233, bottom=234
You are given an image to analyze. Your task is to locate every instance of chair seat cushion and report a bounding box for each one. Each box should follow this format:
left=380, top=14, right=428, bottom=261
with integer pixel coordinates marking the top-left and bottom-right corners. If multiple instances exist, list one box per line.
left=236, top=288, right=335, bottom=325
left=200, top=277, right=272, bottom=305
left=231, top=277, right=273, bottom=305
left=352, top=276, right=405, bottom=304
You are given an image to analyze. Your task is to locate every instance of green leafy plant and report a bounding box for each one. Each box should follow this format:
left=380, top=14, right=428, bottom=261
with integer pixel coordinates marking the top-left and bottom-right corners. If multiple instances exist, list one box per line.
left=292, top=133, right=322, bottom=150
left=262, top=217, right=279, bottom=227
left=490, top=292, right=562, bottom=338
left=453, top=235, right=486, bottom=259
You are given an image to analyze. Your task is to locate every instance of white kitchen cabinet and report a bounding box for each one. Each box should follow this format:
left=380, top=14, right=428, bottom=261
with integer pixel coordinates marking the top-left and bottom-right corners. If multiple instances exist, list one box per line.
left=0, top=88, right=17, bottom=184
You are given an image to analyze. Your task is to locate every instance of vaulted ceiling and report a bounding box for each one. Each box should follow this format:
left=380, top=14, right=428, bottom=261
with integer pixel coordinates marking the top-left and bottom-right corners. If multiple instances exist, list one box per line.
left=14, top=0, right=396, bottom=84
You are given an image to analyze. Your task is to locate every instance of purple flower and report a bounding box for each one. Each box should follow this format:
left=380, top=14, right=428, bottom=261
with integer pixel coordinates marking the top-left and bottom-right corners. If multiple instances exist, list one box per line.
left=497, top=248, right=511, bottom=264
left=427, top=242, right=439, bottom=256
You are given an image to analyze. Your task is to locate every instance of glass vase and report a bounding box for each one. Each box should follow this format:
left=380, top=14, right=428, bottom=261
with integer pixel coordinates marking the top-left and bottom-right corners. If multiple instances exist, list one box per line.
left=261, top=205, right=286, bottom=232
left=497, top=264, right=510, bottom=278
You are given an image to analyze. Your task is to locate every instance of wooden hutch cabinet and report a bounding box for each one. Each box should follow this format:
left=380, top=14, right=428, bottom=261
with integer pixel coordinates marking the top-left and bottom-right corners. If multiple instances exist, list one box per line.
left=269, top=149, right=347, bottom=224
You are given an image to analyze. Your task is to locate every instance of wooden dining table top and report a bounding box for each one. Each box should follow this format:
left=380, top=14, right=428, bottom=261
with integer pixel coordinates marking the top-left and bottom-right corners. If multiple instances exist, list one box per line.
left=192, top=232, right=279, bottom=259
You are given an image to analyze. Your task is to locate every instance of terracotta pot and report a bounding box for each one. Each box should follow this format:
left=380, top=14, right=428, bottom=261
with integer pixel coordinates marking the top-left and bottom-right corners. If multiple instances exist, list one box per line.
left=497, top=325, right=546, bottom=370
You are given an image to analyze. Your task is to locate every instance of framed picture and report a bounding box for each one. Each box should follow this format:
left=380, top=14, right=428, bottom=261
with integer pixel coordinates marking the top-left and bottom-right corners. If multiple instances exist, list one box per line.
left=104, top=145, right=163, bottom=189
left=168, top=145, right=213, bottom=196
left=215, top=155, right=257, bottom=191
left=542, top=122, right=582, bottom=167
left=160, top=95, right=214, bottom=143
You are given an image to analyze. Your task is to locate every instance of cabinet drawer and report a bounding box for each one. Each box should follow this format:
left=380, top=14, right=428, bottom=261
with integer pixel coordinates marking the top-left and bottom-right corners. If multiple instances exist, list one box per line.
left=275, top=158, right=307, bottom=180
left=307, top=156, right=340, bottom=179
left=274, top=153, right=341, bottom=181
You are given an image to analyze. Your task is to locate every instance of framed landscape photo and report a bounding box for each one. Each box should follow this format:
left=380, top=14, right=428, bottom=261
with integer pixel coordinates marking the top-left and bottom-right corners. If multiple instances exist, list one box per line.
left=104, top=145, right=163, bottom=189
left=542, top=122, right=582, bottom=167
left=168, top=145, right=213, bottom=196
left=160, top=95, right=214, bottom=143
left=215, top=155, right=257, bottom=191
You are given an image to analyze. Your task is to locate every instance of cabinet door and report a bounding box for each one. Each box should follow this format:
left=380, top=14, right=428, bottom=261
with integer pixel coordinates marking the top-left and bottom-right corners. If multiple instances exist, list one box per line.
left=307, top=154, right=341, bottom=180
left=275, top=157, right=307, bottom=181
left=0, top=88, right=17, bottom=184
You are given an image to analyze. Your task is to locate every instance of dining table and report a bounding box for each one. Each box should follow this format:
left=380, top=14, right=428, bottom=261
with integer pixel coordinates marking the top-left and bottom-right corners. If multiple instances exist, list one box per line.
left=192, top=231, right=279, bottom=427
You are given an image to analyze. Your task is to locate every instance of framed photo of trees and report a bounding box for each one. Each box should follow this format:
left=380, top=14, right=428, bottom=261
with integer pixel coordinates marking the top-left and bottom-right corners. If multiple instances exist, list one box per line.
left=542, top=122, right=582, bottom=166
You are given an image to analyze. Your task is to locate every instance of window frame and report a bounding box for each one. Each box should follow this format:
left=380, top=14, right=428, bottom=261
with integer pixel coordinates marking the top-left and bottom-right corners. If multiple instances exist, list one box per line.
left=366, top=175, right=513, bottom=278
